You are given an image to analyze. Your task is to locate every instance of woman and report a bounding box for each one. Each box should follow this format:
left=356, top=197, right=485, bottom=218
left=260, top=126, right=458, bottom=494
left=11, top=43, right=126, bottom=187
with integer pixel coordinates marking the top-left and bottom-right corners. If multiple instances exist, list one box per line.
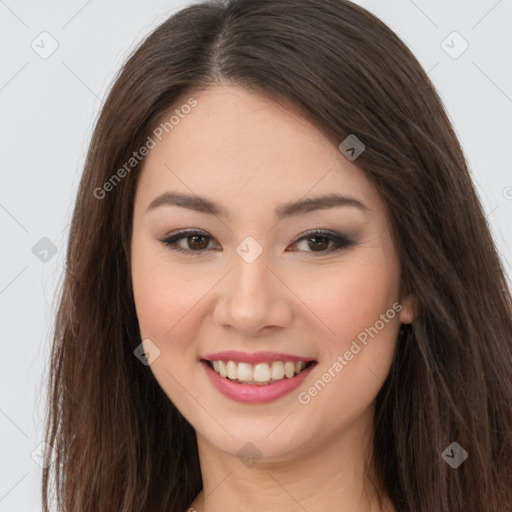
left=42, top=0, right=512, bottom=511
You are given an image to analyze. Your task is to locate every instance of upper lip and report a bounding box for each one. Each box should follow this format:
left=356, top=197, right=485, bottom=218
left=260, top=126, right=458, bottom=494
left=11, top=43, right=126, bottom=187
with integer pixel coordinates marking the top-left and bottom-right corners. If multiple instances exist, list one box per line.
left=201, top=351, right=316, bottom=364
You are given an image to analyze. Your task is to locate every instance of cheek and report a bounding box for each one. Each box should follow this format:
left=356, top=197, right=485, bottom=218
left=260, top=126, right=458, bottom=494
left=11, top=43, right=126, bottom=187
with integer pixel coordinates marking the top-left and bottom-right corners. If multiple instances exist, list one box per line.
left=131, top=239, right=195, bottom=343
left=301, top=257, right=400, bottom=346
left=296, top=248, right=401, bottom=409
left=304, top=257, right=400, bottom=413
left=131, top=246, right=206, bottom=412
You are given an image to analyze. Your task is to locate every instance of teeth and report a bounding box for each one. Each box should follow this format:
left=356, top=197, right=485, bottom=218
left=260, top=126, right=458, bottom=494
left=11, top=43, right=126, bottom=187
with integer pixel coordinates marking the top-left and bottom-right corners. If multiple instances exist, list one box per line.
left=284, top=362, right=295, bottom=378
left=227, top=360, right=237, bottom=379
left=271, top=361, right=284, bottom=380
left=208, top=360, right=311, bottom=384
left=253, top=363, right=270, bottom=382
left=237, top=362, right=253, bottom=381
left=218, top=360, right=228, bottom=378
left=295, top=361, right=306, bottom=373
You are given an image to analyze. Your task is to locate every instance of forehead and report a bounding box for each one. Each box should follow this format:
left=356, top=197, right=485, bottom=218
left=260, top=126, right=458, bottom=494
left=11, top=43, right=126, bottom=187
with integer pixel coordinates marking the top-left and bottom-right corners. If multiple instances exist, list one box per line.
left=136, top=84, right=383, bottom=218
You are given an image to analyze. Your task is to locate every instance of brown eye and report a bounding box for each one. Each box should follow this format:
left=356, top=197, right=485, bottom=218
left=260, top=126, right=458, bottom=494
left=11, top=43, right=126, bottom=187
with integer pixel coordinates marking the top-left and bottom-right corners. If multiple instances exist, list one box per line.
left=159, top=230, right=217, bottom=255
left=159, top=229, right=353, bottom=257
left=289, top=230, right=354, bottom=256
left=305, top=235, right=331, bottom=251
left=186, top=234, right=210, bottom=250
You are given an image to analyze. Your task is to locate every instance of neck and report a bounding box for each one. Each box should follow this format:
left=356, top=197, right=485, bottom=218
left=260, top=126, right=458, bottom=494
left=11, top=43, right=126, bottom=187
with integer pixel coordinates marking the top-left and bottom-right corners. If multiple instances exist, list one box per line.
left=187, top=404, right=395, bottom=512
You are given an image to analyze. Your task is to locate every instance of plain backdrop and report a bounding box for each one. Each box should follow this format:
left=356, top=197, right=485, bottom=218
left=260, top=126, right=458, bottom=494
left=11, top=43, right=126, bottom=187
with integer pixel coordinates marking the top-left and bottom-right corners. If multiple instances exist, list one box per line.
left=1, top=0, right=511, bottom=510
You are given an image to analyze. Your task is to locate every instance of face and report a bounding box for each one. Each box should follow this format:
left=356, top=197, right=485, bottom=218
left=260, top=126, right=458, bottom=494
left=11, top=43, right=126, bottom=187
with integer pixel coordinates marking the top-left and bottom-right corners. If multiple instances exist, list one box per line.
left=131, top=84, right=416, bottom=463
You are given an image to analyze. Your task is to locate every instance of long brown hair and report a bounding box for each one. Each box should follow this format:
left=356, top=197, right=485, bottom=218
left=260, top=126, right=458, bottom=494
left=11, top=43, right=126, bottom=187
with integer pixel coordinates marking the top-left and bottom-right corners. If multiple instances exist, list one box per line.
left=42, top=0, right=512, bottom=510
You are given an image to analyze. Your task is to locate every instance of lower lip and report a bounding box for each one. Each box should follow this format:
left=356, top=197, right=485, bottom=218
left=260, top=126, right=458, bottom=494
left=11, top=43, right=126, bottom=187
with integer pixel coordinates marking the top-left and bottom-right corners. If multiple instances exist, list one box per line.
left=201, top=360, right=317, bottom=404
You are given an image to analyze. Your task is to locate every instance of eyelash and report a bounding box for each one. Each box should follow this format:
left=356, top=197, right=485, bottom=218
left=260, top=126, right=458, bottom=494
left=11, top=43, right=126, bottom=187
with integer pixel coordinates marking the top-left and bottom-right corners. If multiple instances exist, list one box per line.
left=157, top=229, right=354, bottom=257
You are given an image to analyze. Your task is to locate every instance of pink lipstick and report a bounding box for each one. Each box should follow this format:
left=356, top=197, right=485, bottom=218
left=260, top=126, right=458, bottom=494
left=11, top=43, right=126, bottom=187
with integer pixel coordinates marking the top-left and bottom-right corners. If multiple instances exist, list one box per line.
left=200, top=351, right=317, bottom=404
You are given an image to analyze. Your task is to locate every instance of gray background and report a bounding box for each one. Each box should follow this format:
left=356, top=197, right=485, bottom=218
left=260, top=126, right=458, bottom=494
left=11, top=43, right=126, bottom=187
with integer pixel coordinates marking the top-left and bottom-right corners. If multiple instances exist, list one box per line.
left=1, top=0, right=511, bottom=510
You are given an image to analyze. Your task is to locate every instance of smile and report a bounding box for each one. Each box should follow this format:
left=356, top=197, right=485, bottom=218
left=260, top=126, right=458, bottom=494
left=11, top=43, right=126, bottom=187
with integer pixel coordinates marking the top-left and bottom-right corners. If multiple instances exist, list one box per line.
left=200, top=351, right=318, bottom=403
left=206, top=359, right=314, bottom=385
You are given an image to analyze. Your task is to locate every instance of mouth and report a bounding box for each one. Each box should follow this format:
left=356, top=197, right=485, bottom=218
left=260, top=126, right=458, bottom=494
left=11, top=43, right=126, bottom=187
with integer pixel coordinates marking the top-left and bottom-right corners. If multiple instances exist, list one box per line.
left=200, top=356, right=318, bottom=404
left=200, top=358, right=317, bottom=386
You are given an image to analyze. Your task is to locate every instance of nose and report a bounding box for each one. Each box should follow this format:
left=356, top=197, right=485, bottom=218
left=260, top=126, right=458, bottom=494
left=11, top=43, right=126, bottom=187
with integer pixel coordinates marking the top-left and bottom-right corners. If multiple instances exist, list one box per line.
left=212, top=249, right=294, bottom=336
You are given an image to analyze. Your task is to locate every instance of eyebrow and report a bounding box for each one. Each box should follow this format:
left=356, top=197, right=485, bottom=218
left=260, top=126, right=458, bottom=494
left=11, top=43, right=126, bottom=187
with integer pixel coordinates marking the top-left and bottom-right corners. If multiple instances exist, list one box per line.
left=145, top=191, right=369, bottom=220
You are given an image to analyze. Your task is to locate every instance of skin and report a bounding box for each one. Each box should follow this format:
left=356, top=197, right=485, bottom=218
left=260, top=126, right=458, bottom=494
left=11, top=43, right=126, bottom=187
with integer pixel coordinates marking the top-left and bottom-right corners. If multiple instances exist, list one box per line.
left=130, top=83, right=417, bottom=512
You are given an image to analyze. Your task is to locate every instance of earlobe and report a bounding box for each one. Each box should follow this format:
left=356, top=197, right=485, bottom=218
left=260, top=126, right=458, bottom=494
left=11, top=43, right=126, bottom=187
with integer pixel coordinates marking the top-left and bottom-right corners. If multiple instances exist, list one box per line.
left=398, top=286, right=419, bottom=324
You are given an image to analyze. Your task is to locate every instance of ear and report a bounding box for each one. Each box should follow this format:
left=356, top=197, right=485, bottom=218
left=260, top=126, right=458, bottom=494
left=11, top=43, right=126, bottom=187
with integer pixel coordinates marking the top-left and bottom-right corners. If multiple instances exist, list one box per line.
left=398, top=284, right=419, bottom=324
